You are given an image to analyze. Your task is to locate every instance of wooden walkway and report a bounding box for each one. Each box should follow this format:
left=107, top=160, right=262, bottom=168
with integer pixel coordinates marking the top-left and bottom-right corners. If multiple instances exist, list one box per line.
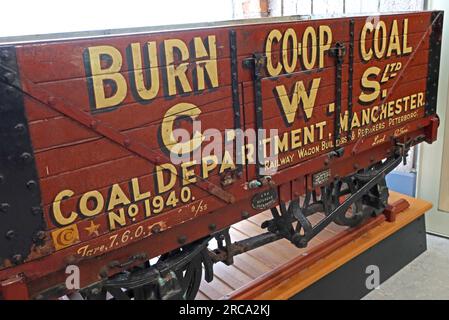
left=196, top=209, right=347, bottom=300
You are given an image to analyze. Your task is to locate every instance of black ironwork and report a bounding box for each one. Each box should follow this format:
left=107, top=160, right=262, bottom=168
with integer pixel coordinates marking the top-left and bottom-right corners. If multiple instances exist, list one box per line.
left=330, top=42, right=346, bottom=151
left=229, top=30, right=243, bottom=175
left=68, top=237, right=214, bottom=300
left=0, top=46, right=45, bottom=266
left=244, top=54, right=266, bottom=178
left=348, top=19, right=355, bottom=138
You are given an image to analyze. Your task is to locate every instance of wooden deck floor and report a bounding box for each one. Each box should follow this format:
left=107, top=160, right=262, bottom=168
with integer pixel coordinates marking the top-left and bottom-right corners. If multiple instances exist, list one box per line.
left=196, top=210, right=348, bottom=300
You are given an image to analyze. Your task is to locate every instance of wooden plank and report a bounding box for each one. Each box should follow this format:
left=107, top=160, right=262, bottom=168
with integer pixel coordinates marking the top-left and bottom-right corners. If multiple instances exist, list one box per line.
left=231, top=254, right=272, bottom=279
left=212, top=264, right=254, bottom=290
left=199, top=278, right=232, bottom=300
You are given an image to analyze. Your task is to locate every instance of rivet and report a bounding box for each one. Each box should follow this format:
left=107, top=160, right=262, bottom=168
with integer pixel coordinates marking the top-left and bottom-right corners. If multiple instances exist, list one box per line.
left=65, top=255, right=77, bottom=265
left=36, top=231, right=46, bottom=241
left=31, top=206, right=43, bottom=216
left=91, top=288, right=101, bottom=295
left=3, top=72, right=15, bottom=84
left=20, top=152, right=33, bottom=163
left=99, top=268, right=109, bottom=279
left=26, top=180, right=37, bottom=190
left=353, top=163, right=359, bottom=170
left=0, top=203, right=10, bottom=213
left=90, top=120, right=98, bottom=129
left=14, top=123, right=26, bottom=133
left=324, top=159, right=330, bottom=166
left=0, top=49, right=11, bottom=61
left=151, top=224, right=161, bottom=234
left=6, top=230, right=15, bottom=239
left=178, top=236, right=187, bottom=245
left=208, top=224, right=217, bottom=232
left=5, top=86, right=15, bottom=96
left=12, top=255, right=22, bottom=264
left=123, top=139, right=131, bottom=147
left=241, top=211, right=250, bottom=219
left=47, top=96, right=56, bottom=107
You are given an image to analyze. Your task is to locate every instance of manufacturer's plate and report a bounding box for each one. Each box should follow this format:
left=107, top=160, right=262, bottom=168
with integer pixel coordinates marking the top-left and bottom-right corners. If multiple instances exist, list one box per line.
left=251, top=189, right=278, bottom=210
left=313, top=169, right=331, bottom=187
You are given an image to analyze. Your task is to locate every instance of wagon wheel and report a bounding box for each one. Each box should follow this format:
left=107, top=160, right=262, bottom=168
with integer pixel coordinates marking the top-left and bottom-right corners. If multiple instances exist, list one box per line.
left=150, top=249, right=204, bottom=300
left=331, top=163, right=390, bottom=227
left=172, top=254, right=203, bottom=300
left=331, top=177, right=367, bottom=227
left=79, top=250, right=204, bottom=300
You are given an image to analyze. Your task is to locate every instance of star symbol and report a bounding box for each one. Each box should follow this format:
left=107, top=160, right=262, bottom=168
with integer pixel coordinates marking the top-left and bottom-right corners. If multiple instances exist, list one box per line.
left=85, top=220, right=100, bottom=237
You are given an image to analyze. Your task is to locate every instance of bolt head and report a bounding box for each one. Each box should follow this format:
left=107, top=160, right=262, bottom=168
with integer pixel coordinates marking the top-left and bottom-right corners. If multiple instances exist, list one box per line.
left=0, top=50, right=11, bottom=61
left=241, top=211, right=250, bottom=219
left=6, top=230, right=15, bottom=239
left=21, top=152, right=33, bottom=163
left=26, top=180, right=37, bottom=190
left=14, top=123, right=26, bottom=133
left=36, top=231, right=46, bottom=240
left=3, top=72, right=15, bottom=84
left=0, top=203, right=10, bottom=213
left=12, top=254, right=23, bottom=264
left=91, top=288, right=101, bottom=295
left=5, top=86, right=15, bottom=96
left=99, top=268, right=109, bottom=279
left=151, top=224, right=161, bottom=234
left=90, top=120, right=98, bottom=129
left=31, top=207, right=43, bottom=216
left=178, top=236, right=187, bottom=245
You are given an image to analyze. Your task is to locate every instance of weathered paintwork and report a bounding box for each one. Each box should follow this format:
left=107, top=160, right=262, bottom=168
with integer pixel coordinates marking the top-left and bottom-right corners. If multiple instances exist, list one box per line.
left=0, top=11, right=443, bottom=299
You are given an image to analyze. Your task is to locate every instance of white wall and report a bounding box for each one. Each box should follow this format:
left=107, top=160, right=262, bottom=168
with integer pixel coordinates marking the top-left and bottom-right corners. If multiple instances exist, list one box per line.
left=0, top=0, right=234, bottom=37
left=418, top=0, right=449, bottom=236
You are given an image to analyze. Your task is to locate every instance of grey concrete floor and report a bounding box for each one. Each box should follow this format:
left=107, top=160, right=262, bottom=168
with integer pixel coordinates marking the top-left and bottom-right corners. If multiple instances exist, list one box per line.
left=363, top=234, right=449, bottom=300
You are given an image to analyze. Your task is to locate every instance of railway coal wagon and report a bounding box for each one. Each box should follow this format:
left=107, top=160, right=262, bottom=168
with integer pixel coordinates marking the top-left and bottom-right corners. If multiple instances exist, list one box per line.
left=0, top=10, right=443, bottom=300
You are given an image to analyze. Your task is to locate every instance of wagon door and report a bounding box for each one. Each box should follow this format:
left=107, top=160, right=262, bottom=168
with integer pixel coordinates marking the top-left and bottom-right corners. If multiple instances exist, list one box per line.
left=240, top=18, right=351, bottom=184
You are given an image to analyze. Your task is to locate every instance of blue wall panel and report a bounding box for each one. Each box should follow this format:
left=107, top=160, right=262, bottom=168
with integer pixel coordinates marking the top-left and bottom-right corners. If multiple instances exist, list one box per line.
left=386, top=171, right=417, bottom=197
